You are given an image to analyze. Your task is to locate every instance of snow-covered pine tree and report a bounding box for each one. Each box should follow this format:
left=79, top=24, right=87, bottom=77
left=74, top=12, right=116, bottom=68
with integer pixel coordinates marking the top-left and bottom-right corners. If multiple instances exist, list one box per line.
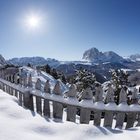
left=111, top=69, right=129, bottom=104
left=74, top=69, right=96, bottom=92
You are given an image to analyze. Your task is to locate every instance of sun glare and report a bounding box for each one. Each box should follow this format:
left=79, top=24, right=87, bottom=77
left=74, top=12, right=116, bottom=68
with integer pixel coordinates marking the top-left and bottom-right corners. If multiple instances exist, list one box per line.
left=25, top=13, right=41, bottom=29
left=28, top=16, right=39, bottom=27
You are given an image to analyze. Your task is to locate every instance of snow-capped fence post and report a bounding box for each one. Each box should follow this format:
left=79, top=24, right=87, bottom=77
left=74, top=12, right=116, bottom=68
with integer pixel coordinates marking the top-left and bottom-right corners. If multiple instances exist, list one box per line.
left=104, top=85, right=115, bottom=128
left=115, top=88, right=127, bottom=128
left=52, top=81, right=63, bottom=119
left=66, top=84, right=78, bottom=122
left=35, top=78, right=42, bottom=115
left=43, top=80, right=51, bottom=117
left=80, top=87, right=93, bottom=124
left=94, top=85, right=103, bottom=126
left=126, top=88, right=137, bottom=129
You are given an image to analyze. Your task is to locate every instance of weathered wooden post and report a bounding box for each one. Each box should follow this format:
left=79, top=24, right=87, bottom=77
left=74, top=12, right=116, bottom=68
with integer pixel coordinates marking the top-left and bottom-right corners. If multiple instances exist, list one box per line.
left=126, top=87, right=137, bottom=129
left=35, top=78, right=42, bottom=115
left=14, top=73, right=19, bottom=98
left=2, top=82, right=5, bottom=92
left=22, top=74, right=34, bottom=111
left=9, top=75, right=14, bottom=95
left=94, top=84, right=103, bottom=126
left=66, top=84, right=78, bottom=122
left=131, top=88, right=138, bottom=104
left=18, top=75, right=23, bottom=106
left=104, top=84, right=115, bottom=128
left=136, top=113, right=140, bottom=127
left=43, top=80, right=51, bottom=117
left=115, top=88, right=127, bottom=128
left=23, top=73, right=28, bottom=87
left=23, top=89, right=34, bottom=111
left=52, top=81, right=63, bottom=119
left=27, top=74, right=33, bottom=87
left=11, top=74, right=14, bottom=83
left=80, top=87, right=93, bottom=124
left=18, top=91, right=23, bottom=106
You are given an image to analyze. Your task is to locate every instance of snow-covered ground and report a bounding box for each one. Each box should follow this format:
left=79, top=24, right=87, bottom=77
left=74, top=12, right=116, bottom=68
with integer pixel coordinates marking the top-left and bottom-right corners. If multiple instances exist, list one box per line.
left=0, top=90, right=140, bottom=140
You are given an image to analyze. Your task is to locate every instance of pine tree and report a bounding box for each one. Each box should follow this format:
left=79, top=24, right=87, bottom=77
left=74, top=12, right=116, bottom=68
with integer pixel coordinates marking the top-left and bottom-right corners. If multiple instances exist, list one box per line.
left=111, top=69, right=129, bottom=104
left=51, top=68, right=58, bottom=79
left=74, top=69, right=96, bottom=92
left=45, top=64, right=51, bottom=74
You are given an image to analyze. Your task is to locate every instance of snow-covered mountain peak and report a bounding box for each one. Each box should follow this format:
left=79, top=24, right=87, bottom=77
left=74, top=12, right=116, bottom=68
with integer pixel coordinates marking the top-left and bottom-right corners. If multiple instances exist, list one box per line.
left=82, top=47, right=125, bottom=63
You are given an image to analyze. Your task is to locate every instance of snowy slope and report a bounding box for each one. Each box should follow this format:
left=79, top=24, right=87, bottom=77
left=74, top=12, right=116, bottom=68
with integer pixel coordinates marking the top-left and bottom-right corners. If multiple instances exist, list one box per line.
left=0, top=90, right=140, bottom=140
left=20, top=66, right=68, bottom=92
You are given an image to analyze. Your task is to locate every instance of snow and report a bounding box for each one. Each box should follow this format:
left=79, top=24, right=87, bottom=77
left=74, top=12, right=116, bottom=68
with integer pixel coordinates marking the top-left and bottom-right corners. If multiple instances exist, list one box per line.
left=20, top=66, right=68, bottom=92
left=1, top=90, right=140, bottom=140
left=121, top=68, right=133, bottom=72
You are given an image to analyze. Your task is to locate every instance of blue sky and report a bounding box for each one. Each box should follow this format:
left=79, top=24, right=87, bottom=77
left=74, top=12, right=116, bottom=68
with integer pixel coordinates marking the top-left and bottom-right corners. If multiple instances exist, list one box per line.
left=0, top=0, right=140, bottom=60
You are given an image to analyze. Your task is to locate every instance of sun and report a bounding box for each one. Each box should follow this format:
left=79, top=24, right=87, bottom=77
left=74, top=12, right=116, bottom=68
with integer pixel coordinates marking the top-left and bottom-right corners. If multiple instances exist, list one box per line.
left=28, top=16, right=39, bottom=27
left=25, top=14, right=41, bottom=29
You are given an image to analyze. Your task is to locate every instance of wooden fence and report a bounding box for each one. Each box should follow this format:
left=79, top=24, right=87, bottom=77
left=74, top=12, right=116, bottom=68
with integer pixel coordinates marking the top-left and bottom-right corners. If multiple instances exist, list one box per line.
left=0, top=71, right=140, bottom=129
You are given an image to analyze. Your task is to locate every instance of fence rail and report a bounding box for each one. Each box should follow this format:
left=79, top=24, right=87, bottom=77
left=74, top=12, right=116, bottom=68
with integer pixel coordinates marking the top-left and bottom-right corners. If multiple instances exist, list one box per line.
left=0, top=70, right=140, bottom=129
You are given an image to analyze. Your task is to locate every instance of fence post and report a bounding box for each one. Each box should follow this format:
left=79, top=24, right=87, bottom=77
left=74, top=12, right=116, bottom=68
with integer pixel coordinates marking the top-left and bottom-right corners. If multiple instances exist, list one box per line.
left=35, top=78, right=42, bottom=115
left=18, top=91, right=23, bottom=106
left=14, top=74, right=19, bottom=98
left=126, top=88, right=137, bottom=129
left=43, top=80, right=51, bottom=117
left=94, top=85, right=103, bottom=126
left=66, top=84, right=78, bottom=122
left=52, top=81, right=63, bottom=120
left=27, top=74, right=33, bottom=87
left=80, top=87, right=93, bottom=124
left=116, top=88, right=127, bottom=128
left=104, top=85, right=114, bottom=128
left=23, top=90, right=34, bottom=111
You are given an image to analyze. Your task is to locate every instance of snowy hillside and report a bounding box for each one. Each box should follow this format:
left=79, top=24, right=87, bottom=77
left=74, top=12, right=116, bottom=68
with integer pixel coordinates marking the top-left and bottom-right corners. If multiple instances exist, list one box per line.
left=20, top=66, right=68, bottom=92
left=0, top=90, right=140, bottom=140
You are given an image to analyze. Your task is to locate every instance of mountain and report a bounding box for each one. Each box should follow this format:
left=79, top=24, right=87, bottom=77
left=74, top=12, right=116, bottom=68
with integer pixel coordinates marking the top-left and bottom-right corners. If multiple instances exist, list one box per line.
left=82, top=47, right=125, bottom=63
left=128, top=54, right=140, bottom=62
left=8, top=57, right=60, bottom=67
left=82, top=48, right=105, bottom=63
left=0, top=54, right=7, bottom=66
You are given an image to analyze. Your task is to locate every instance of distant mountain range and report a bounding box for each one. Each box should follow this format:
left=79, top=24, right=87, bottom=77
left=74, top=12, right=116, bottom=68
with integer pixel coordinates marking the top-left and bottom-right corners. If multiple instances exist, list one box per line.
left=0, top=47, right=140, bottom=83
left=8, top=57, right=60, bottom=67
left=128, top=54, right=140, bottom=62
left=6, top=47, right=140, bottom=66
